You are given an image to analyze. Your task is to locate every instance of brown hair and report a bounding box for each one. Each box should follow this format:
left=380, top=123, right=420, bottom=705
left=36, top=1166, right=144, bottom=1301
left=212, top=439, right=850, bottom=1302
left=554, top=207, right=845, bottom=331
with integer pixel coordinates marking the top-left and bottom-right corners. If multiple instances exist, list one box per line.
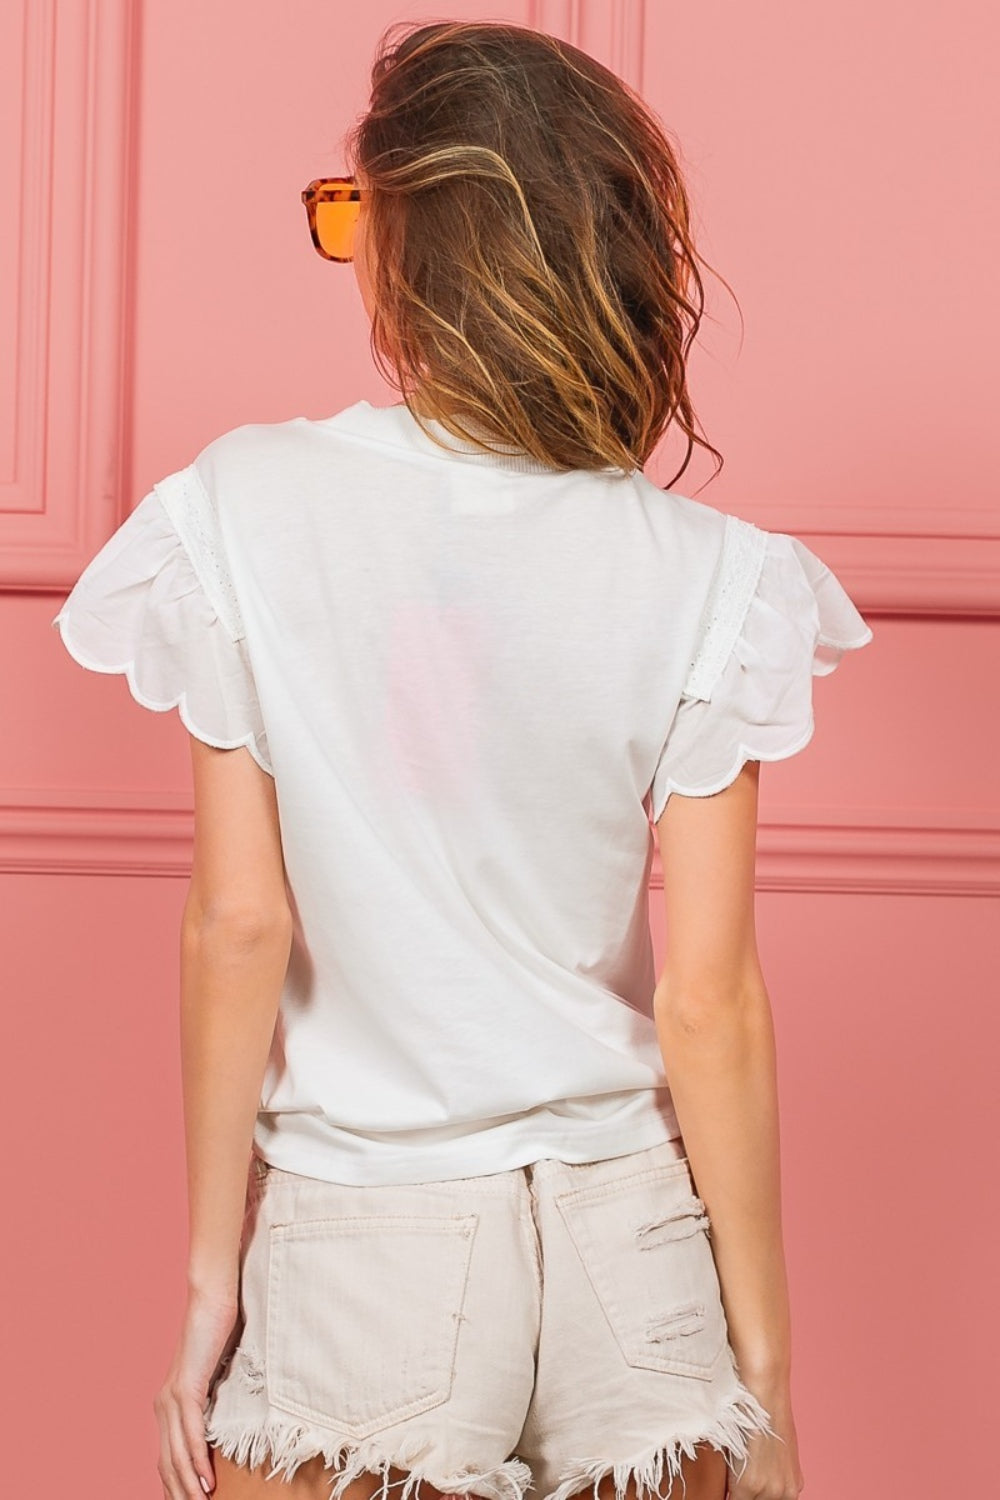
left=344, top=20, right=738, bottom=486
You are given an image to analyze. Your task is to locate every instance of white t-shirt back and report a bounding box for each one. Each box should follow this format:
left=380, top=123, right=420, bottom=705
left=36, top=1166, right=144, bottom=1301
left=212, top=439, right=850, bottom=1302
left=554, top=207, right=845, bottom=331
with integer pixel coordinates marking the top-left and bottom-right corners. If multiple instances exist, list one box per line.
left=52, top=400, right=874, bottom=1185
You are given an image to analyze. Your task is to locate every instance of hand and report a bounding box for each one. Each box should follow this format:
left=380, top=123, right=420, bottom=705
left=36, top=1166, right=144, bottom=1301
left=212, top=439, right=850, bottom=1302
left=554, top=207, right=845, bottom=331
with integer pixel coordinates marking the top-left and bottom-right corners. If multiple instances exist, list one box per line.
left=153, top=1285, right=240, bottom=1498
left=727, top=1380, right=805, bottom=1499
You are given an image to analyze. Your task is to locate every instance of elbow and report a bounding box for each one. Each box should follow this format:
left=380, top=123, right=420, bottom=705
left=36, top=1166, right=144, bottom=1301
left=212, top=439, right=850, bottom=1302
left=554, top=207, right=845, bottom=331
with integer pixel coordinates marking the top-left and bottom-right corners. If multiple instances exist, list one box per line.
left=653, top=976, right=770, bottom=1035
left=182, top=901, right=293, bottom=950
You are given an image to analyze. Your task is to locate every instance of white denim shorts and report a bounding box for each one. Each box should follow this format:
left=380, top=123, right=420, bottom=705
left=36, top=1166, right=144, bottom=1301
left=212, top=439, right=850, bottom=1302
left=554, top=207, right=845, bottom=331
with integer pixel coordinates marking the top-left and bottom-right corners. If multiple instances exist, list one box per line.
left=203, top=1137, right=778, bottom=1500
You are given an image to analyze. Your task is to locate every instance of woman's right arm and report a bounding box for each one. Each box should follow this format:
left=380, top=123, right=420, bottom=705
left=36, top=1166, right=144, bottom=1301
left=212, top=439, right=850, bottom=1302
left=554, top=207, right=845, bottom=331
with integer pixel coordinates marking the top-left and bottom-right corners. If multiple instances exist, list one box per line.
left=653, top=759, right=805, bottom=1500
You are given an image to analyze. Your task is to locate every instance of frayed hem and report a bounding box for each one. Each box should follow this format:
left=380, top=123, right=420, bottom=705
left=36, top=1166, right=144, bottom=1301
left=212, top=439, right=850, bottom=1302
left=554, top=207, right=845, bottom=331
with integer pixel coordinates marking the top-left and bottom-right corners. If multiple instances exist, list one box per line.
left=542, top=1382, right=781, bottom=1500
left=204, top=1412, right=533, bottom=1500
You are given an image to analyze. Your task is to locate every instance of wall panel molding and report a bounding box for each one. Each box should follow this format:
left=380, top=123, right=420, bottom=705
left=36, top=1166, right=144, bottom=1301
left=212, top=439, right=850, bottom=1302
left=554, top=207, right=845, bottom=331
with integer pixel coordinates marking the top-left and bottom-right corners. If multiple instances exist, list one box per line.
left=0, top=789, right=195, bottom=877
left=1, top=0, right=137, bottom=590
left=3, top=790, right=997, bottom=893
left=712, top=528, right=1000, bottom=620
left=528, top=0, right=645, bottom=91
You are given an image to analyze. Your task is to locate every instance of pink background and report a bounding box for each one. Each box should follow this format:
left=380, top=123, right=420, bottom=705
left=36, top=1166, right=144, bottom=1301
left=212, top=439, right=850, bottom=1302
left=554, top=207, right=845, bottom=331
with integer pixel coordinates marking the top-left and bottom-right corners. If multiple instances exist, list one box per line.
left=3, top=1, right=998, bottom=1495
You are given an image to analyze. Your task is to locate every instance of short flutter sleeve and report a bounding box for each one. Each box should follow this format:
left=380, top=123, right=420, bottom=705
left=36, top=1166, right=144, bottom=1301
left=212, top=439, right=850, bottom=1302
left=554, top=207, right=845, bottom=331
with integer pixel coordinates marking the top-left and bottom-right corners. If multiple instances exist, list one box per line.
left=649, top=514, right=872, bottom=821
left=51, top=464, right=273, bottom=775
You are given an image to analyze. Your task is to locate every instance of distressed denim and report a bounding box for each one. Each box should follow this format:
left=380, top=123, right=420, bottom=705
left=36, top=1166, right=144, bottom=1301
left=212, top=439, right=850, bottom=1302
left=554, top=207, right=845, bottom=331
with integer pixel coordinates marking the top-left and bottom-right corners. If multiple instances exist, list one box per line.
left=204, top=1138, right=778, bottom=1500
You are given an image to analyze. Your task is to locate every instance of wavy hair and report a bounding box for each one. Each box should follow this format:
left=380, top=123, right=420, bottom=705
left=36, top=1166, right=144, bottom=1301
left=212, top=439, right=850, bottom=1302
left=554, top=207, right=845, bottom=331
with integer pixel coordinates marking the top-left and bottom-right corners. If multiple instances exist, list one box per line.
left=344, top=20, right=738, bottom=486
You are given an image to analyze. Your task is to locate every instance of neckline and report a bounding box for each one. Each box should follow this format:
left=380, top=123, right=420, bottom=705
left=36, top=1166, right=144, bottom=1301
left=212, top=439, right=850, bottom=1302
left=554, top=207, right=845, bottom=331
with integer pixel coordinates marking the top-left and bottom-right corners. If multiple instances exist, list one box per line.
left=328, top=400, right=563, bottom=475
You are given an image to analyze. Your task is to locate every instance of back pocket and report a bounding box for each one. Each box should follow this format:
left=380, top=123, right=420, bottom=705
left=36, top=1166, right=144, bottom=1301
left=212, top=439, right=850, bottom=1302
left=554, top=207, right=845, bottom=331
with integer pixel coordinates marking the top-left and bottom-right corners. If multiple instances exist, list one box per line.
left=555, top=1161, right=728, bottom=1381
left=266, top=1212, right=479, bottom=1438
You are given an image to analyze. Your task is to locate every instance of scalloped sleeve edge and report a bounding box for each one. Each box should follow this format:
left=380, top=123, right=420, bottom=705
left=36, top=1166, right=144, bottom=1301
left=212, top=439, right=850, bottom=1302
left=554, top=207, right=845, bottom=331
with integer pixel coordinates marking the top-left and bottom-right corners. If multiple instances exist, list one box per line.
left=51, top=481, right=274, bottom=777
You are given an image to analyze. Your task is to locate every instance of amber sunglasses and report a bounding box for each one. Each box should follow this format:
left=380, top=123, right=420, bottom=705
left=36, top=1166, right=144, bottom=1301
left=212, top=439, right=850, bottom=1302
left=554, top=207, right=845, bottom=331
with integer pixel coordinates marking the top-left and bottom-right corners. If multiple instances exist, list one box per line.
left=301, top=176, right=364, bottom=262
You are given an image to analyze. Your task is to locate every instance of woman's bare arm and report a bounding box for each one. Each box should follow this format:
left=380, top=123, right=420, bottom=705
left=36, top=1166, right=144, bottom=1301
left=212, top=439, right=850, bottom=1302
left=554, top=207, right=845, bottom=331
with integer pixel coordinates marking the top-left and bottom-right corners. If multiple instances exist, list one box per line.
left=181, top=736, right=293, bottom=1303
left=653, top=759, right=793, bottom=1413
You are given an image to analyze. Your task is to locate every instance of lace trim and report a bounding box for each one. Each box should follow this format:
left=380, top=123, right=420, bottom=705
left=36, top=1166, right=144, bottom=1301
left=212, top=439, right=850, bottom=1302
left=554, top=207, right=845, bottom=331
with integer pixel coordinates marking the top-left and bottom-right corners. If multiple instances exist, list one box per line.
left=152, top=465, right=246, bottom=643
left=683, top=513, right=769, bottom=702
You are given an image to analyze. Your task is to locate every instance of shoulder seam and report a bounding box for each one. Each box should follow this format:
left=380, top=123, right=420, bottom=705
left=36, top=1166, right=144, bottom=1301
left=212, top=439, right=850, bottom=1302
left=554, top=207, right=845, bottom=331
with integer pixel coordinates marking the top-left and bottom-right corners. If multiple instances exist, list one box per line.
left=152, top=466, right=246, bottom=643
left=683, top=514, right=769, bottom=701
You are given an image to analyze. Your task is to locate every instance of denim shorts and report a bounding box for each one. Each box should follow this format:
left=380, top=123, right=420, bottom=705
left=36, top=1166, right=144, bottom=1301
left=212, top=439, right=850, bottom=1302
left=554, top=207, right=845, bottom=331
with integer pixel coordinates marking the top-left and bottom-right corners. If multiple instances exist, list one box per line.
left=203, top=1137, right=778, bottom=1500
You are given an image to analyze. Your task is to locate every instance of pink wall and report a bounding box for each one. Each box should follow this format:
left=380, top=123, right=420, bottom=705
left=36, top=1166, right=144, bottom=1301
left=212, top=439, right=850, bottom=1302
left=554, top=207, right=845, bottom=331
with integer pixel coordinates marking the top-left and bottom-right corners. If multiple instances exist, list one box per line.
left=3, top=2, right=997, bottom=1496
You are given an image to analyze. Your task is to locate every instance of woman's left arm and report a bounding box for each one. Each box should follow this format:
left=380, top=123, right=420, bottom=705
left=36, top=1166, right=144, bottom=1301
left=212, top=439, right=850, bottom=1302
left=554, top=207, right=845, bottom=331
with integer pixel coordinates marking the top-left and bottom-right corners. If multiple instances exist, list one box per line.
left=155, top=737, right=292, bottom=1500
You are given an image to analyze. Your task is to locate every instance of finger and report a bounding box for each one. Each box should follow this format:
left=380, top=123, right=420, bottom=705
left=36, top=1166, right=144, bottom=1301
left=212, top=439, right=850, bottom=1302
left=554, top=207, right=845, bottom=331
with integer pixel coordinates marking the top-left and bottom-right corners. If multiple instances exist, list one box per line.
left=727, top=1468, right=757, bottom=1500
left=166, top=1397, right=210, bottom=1499
left=154, top=1397, right=182, bottom=1500
left=179, top=1389, right=216, bottom=1495
left=156, top=1448, right=183, bottom=1500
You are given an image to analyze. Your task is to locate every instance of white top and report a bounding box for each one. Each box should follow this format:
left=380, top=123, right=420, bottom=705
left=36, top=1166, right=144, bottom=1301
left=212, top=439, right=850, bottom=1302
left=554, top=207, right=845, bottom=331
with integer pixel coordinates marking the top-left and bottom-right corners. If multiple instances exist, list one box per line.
left=52, top=399, right=874, bottom=1186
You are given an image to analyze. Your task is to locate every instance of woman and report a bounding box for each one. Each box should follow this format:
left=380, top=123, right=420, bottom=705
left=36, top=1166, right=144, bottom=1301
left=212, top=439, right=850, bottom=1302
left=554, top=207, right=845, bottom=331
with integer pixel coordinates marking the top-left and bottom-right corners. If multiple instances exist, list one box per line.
left=53, top=20, right=872, bottom=1500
